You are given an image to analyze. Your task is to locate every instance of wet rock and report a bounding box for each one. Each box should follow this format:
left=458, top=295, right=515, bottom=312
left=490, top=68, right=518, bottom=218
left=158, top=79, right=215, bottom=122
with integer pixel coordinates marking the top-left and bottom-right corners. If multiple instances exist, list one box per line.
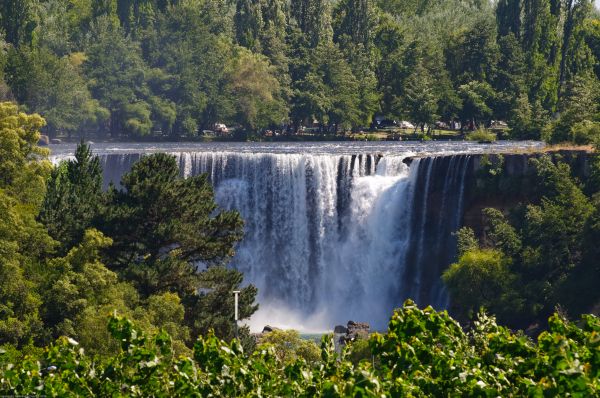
left=50, top=138, right=62, bottom=144
left=338, top=321, right=370, bottom=345
left=346, top=321, right=370, bottom=340
left=261, top=325, right=281, bottom=334
left=333, top=325, right=348, bottom=334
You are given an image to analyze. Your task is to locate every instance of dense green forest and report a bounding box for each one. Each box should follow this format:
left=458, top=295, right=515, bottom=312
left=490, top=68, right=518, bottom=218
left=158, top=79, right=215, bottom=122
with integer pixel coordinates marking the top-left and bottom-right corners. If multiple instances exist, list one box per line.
left=0, top=102, right=257, bottom=356
left=1, top=0, right=600, bottom=141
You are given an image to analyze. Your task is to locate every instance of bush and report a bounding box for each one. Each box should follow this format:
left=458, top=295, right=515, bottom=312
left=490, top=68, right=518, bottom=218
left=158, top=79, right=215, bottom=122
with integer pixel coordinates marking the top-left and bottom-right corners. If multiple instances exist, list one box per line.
left=345, top=337, right=372, bottom=365
left=466, top=128, right=497, bottom=142
left=257, top=329, right=320, bottom=364
left=570, top=120, right=600, bottom=145
left=1, top=304, right=599, bottom=396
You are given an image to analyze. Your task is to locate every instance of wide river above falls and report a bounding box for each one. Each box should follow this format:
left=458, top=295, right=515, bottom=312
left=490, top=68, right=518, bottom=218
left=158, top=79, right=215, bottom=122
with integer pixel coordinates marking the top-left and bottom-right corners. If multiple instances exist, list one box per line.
left=49, top=140, right=544, bottom=158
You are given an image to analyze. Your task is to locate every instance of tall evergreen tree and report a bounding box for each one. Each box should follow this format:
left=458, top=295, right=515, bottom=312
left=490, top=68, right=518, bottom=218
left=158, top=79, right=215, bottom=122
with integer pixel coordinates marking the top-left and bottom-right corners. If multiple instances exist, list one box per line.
left=234, top=0, right=264, bottom=51
left=496, top=0, right=522, bottom=38
left=334, top=0, right=374, bottom=48
left=291, top=0, right=332, bottom=47
left=40, top=143, right=104, bottom=254
left=0, top=0, right=37, bottom=47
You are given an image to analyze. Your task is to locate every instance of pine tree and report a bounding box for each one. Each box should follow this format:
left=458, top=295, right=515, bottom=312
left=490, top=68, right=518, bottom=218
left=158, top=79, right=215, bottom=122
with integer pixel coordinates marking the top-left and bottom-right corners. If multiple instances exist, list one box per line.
left=40, top=143, right=104, bottom=254
left=334, top=0, right=373, bottom=48
left=234, top=0, right=264, bottom=51
left=496, top=0, right=521, bottom=38
left=291, top=0, right=332, bottom=47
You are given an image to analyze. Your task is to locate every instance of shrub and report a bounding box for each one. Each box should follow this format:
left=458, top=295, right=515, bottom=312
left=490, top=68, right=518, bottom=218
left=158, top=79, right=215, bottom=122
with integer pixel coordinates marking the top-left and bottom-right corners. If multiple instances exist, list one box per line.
left=466, top=128, right=497, bottom=142
left=1, top=304, right=599, bottom=396
left=570, top=120, right=600, bottom=145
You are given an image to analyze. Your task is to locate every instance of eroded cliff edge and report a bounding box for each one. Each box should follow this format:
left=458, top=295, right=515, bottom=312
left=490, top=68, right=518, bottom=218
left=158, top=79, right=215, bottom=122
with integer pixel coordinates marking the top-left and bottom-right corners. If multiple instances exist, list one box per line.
left=405, top=148, right=593, bottom=244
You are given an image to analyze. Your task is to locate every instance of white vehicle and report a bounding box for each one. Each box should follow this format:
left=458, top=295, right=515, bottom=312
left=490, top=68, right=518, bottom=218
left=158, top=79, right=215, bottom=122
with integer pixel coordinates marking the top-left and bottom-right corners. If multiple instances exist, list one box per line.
left=214, top=123, right=229, bottom=134
left=398, top=121, right=415, bottom=129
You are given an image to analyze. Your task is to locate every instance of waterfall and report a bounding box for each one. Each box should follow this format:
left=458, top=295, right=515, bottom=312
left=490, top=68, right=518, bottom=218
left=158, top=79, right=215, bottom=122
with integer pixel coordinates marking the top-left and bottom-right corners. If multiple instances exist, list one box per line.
left=53, top=150, right=473, bottom=331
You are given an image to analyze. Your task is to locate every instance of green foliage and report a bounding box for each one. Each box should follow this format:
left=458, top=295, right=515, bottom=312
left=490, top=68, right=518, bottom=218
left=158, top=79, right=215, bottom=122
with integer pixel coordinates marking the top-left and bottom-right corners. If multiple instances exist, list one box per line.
left=543, top=73, right=600, bottom=143
left=447, top=155, right=600, bottom=329
left=345, top=337, right=372, bottom=365
left=2, top=304, right=598, bottom=396
left=443, top=249, right=520, bottom=324
left=570, top=120, right=600, bottom=145
left=226, top=46, right=288, bottom=131
left=0, top=0, right=597, bottom=140
left=187, top=266, right=258, bottom=343
left=0, top=107, right=256, bottom=354
left=0, top=102, right=53, bottom=346
left=454, top=226, right=479, bottom=256
left=258, top=329, right=320, bottom=364
left=100, top=153, right=244, bottom=273
left=481, top=208, right=522, bottom=257
left=466, top=128, right=497, bottom=142
left=40, top=143, right=103, bottom=253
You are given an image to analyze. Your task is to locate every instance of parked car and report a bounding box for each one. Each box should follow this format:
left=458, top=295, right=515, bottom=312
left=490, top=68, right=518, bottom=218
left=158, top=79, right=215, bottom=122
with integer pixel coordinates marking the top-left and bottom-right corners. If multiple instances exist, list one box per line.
left=399, top=121, right=415, bottom=129
left=373, top=119, right=399, bottom=129
left=214, top=123, right=229, bottom=135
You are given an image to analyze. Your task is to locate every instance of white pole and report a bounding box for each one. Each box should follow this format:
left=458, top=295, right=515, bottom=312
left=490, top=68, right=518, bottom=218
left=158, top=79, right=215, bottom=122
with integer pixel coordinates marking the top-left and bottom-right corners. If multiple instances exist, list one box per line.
left=233, top=290, right=240, bottom=321
left=233, top=290, right=240, bottom=339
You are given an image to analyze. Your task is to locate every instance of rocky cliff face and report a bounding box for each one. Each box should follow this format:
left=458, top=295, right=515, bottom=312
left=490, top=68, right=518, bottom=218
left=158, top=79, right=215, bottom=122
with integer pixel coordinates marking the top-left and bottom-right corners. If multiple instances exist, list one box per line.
left=464, top=150, right=591, bottom=235
left=406, top=149, right=592, bottom=240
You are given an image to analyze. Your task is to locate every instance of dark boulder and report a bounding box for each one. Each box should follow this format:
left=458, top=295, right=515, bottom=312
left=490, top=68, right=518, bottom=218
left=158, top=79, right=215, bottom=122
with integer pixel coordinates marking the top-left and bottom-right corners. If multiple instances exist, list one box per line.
left=38, top=135, right=49, bottom=146
left=334, top=325, right=348, bottom=334
left=261, top=325, right=281, bottom=334
left=338, top=321, right=370, bottom=345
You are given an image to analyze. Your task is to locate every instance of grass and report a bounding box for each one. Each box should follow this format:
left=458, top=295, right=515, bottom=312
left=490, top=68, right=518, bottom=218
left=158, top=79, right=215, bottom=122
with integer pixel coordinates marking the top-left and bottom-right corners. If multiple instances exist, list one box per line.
left=465, top=129, right=497, bottom=142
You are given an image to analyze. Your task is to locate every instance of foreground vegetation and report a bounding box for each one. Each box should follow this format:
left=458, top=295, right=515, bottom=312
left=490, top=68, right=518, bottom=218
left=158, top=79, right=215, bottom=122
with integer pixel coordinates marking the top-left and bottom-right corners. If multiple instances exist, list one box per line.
left=1, top=301, right=598, bottom=396
left=0, top=102, right=257, bottom=356
left=0, top=0, right=599, bottom=140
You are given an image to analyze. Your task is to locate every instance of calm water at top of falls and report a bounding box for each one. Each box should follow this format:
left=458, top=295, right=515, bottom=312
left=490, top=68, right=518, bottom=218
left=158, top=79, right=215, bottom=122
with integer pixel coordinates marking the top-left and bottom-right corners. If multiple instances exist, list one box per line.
left=49, top=141, right=544, bottom=332
left=49, top=140, right=544, bottom=158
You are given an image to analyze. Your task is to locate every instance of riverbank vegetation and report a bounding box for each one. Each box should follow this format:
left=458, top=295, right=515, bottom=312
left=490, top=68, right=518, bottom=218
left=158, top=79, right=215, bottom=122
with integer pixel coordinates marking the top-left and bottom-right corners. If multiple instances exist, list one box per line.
left=445, top=154, right=600, bottom=333
left=1, top=0, right=599, bottom=142
left=2, top=302, right=598, bottom=396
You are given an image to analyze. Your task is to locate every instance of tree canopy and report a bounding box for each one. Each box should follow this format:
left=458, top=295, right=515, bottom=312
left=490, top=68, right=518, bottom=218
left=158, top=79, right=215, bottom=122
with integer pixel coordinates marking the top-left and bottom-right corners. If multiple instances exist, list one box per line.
left=0, top=0, right=598, bottom=139
left=0, top=105, right=257, bottom=354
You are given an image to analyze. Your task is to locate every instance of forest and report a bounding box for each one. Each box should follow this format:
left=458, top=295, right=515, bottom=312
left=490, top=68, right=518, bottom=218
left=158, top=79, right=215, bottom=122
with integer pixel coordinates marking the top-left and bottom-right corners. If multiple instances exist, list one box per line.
left=0, top=0, right=599, bottom=141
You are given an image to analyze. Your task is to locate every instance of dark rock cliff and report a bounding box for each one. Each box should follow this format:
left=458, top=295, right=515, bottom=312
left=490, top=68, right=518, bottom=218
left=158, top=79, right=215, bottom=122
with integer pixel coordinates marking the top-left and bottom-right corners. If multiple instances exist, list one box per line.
left=406, top=149, right=592, bottom=241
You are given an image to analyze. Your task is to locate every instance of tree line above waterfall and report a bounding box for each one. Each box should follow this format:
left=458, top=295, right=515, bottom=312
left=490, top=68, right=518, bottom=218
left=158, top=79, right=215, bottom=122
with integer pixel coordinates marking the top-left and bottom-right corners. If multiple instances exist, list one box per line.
left=1, top=0, right=600, bottom=143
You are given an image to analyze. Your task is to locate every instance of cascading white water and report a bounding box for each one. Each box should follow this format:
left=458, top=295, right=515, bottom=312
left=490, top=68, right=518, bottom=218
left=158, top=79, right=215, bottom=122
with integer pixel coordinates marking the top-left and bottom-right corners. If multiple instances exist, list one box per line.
left=52, top=146, right=477, bottom=331
left=173, top=152, right=429, bottom=331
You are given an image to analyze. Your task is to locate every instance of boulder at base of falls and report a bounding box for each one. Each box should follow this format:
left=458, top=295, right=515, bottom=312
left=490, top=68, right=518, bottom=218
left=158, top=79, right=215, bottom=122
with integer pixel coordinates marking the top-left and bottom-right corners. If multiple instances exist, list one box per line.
left=334, top=325, right=348, bottom=334
left=261, top=325, right=281, bottom=334
left=339, top=321, right=370, bottom=345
